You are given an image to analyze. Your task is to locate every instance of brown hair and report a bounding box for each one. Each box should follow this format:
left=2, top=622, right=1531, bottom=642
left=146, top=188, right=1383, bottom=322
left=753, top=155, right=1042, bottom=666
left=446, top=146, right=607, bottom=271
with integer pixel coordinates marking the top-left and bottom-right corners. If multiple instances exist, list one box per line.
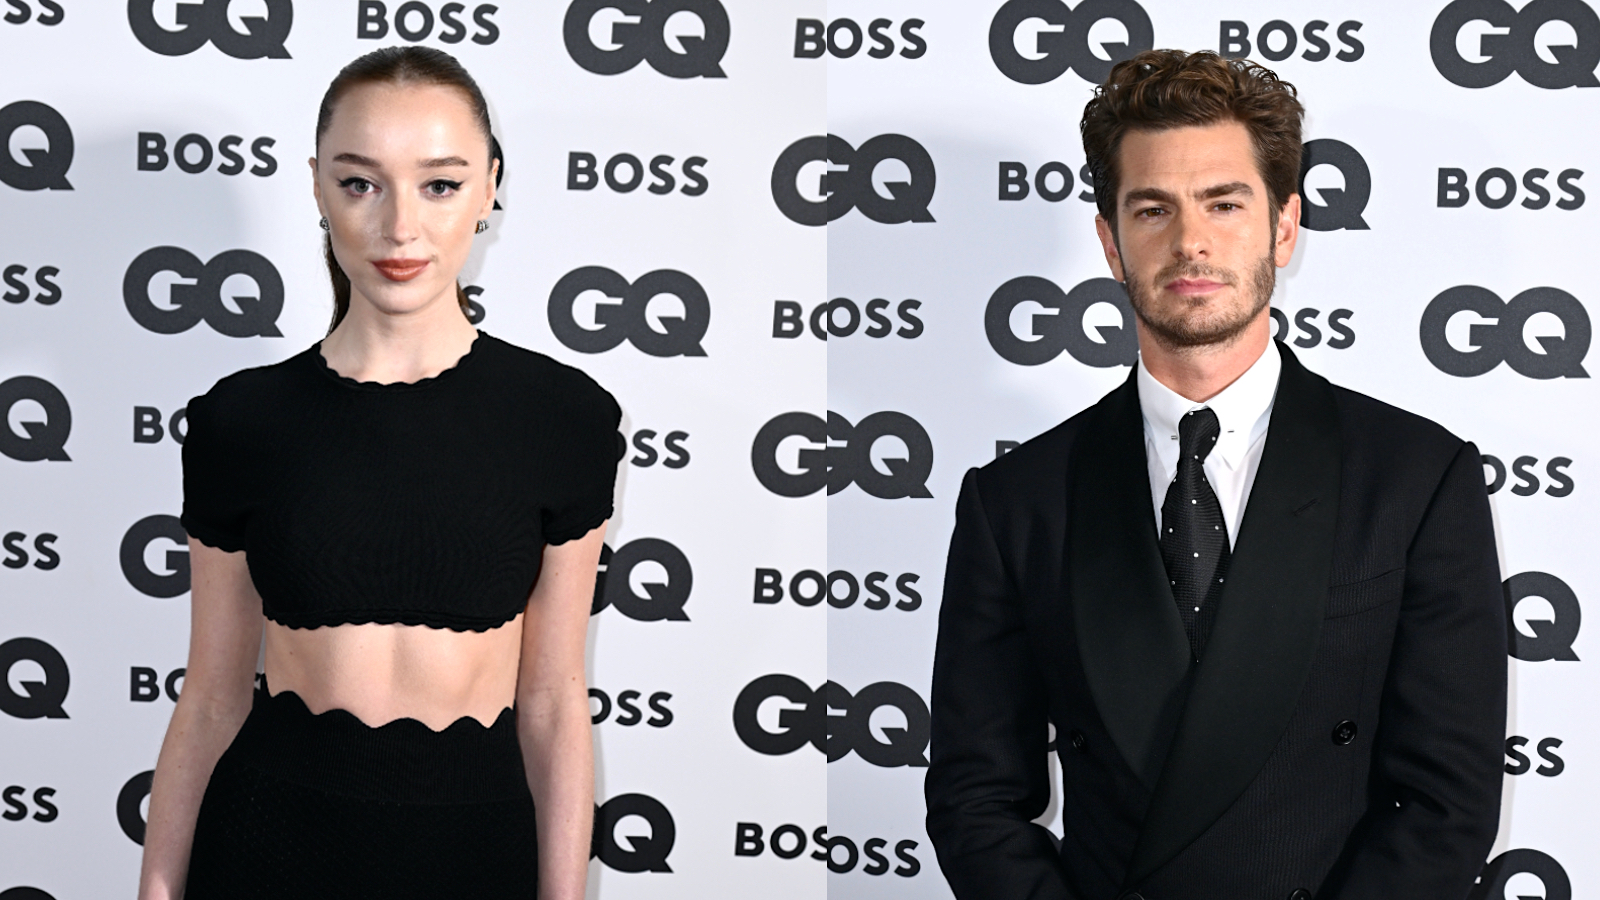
left=1081, top=49, right=1304, bottom=237
left=315, top=46, right=494, bottom=333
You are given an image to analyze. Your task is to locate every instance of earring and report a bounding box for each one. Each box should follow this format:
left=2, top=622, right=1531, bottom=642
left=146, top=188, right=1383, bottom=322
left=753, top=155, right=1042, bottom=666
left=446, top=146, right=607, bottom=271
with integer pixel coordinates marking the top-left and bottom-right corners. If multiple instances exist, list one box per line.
left=475, top=220, right=489, bottom=234
left=319, top=217, right=329, bottom=231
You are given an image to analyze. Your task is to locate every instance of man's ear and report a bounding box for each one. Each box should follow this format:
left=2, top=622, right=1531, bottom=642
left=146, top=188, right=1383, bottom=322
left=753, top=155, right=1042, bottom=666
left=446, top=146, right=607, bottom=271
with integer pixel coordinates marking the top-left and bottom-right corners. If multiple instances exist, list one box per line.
left=1274, top=193, right=1301, bottom=268
left=1095, top=215, right=1126, bottom=283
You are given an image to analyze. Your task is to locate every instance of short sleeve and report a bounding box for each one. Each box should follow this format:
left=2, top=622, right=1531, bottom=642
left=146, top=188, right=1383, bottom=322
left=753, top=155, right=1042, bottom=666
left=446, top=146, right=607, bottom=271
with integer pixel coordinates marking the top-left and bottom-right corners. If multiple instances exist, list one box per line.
left=541, top=377, right=623, bottom=545
left=180, top=392, right=249, bottom=552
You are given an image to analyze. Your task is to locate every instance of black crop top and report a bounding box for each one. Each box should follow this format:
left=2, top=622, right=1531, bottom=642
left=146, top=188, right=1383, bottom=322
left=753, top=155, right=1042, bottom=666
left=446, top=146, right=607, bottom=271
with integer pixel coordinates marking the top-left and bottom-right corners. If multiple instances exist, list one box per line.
left=180, top=331, right=620, bottom=632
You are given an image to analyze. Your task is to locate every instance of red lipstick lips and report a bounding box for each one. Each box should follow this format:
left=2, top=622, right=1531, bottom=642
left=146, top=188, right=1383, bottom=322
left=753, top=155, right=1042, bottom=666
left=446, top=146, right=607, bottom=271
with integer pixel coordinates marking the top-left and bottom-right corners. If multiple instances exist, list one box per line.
left=373, top=259, right=429, bottom=282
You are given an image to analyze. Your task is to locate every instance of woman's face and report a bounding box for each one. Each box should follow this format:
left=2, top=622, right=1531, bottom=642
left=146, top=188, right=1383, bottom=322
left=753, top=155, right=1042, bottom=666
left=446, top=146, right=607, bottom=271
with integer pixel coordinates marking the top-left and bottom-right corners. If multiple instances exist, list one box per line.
left=312, top=81, right=495, bottom=321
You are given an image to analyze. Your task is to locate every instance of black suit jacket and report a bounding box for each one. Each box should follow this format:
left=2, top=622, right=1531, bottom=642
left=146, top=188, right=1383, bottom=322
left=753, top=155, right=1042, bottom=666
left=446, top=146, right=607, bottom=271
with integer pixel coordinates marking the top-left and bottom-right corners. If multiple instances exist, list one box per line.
left=925, top=343, right=1506, bottom=900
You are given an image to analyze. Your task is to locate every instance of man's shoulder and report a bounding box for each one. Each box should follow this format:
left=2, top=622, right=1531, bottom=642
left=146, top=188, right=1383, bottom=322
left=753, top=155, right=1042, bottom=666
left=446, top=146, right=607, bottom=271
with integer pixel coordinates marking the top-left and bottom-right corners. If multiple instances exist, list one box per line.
left=971, top=404, right=1099, bottom=503
left=1327, top=380, right=1468, bottom=459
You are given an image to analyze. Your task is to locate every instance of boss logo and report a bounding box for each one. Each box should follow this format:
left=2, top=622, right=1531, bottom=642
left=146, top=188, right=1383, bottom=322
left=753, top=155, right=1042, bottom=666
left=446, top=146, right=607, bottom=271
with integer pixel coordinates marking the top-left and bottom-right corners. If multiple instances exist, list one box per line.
left=590, top=688, right=672, bottom=727
left=0, top=101, right=72, bottom=191
left=627, top=429, right=689, bottom=468
left=753, top=568, right=921, bottom=611
left=1504, top=571, right=1580, bottom=662
left=1269, top=308, right=1355, bottom=350
left=127, top=0, right=292, bottom=59
left=137, top=132, right=277, bottom=177
left=771, top=134, right=936, bottom=226
left=1219, top=19, right=1363, bottom=62
left=548, top=266, right=708, bottom=357
left=793, top=17, right=926, bottom=59
left=117, top=771, right=154, bottom=844
left=1438, top=167, right=1584, bottom=210
left=1432, top=0, right=1599, bottom=89
left=750, top=411, right=933, bottom=499
left=1298, top=138, right=1370, bottom=232
left=1484, top=455, right=1573, bottom=497
left=592, top=538, right=692, bottom=621
left=1505, top=736, right=1565, bottom=776
left=0, top=637, right=68, bottom=719
left=989, top=0, right=1153, bottom=85
left=567, top=152, right=707, bottom=196
left=735, top=823, right=921, bottom=876
left=564, top=0, right=728, bottom=78
left=2, top=1, right=63, bottom=26
left=592, top=793, right=675, bottom=872
left=356, top=1, right=499, bottom=44
left=0, top=376, right=71, bottom=462
left=732, top=675, right=931, bottom=767
left=2, top=265, right=61, bottom=305
left=2, top=532, right=59, bottom=571
left=998, top=161, right=1095, bottom=203
left=1469, top=849, right=1571, bottom=900
left=130, top=666, right=186, bottom=703
left=134, top=406, right=187, bottom=445
left=986, top=276, right=1136, bottom=368
left=772, top=299, right=923, bottom=340
left=1420, top=286, right=1589, bottom=379
left=1, top=786, right=57, bottom=823
left=123, top=247, right=284, bottom=338
left=120, top=515, right=190, bottom=599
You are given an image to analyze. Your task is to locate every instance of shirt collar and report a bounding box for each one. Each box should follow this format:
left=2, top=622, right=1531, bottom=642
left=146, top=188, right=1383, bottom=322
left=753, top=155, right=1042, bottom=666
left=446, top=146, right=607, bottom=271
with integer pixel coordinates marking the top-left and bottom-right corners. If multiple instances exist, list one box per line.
left=1136, top=340, right=1281, bottom=471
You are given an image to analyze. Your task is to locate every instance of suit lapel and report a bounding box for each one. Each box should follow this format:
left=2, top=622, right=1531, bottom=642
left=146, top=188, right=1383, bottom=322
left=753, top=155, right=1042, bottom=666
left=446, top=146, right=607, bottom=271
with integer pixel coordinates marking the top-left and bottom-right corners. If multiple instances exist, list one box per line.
left=1069, top=371, right=1193, bottom=790
left=1124, top=342, right=1342, bottom=887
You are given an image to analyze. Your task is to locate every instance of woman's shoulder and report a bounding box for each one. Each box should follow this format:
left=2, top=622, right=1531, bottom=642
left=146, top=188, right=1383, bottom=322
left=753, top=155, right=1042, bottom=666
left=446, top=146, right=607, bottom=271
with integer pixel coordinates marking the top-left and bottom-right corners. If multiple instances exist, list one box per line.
left=476, top=333, right=619, bottom=422
left=189, top=346, right=320, bottom=420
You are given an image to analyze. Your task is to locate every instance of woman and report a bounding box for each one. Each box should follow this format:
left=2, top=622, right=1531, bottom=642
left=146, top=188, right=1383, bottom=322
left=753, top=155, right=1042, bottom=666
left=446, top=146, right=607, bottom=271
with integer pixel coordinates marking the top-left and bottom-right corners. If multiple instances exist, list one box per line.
left=137, top=47, right=617, bottom=899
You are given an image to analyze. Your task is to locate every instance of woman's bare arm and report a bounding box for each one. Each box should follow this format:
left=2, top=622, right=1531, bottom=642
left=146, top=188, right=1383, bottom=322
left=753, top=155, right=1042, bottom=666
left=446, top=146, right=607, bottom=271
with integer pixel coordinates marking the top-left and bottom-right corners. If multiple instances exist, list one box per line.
left=518, top=524, right=606, bottom=900
left=137, top=540, right=263, bottom=900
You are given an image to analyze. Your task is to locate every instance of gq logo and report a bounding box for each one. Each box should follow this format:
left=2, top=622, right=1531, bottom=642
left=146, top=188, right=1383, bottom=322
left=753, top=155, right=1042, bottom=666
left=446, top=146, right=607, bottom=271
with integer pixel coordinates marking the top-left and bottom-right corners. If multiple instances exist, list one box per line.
left=750, top=412, right=934, bottom=499
left=1431, top=0, right=1599, bottom=89
left=128, top=0, right=293, bottom=59
left=564, top=0, right=728, bottom=78
left=0, top=376, right=71, bottom=462
left=0, top=637, right=69, bottom=719
left=985, top=276, right=1137, bottom=367
left=1468, top=849, right=1571, bottom=900
left=771, top=135, right=936, bottom=226
left=117, top=770, right=155, bottom=844
left=123, top=247, right=284, bottom=338
left=592, top=793, right=675, bottom=872
left=1420, top=286, right=1590, bottom=378
left=989, top=0, right=1154, bottom=85
left=0, top=101, right=73, bottom=191
left=1504, top=572, right=1580, bottom=662
left=1298, top=139, right=1370, bottom=232
left=120, top=515, right=190, bottom=599
left=548, top=267, right=708, bottom=357
left=592, top=539, right=692, bottom=621
left=732, top=675, right=931, bottom=767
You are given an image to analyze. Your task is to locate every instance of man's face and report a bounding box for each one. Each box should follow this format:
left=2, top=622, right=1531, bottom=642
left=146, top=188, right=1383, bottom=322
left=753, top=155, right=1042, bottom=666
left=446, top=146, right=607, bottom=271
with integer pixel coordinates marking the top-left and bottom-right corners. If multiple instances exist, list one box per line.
left=1094, top=120, right=1300, bottom=352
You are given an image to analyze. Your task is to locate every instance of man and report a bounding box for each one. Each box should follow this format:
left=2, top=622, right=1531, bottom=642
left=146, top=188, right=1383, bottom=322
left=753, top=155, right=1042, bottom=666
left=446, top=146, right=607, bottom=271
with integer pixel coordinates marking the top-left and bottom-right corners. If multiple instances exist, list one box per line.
left=925, top=50, right=1506, bottom=900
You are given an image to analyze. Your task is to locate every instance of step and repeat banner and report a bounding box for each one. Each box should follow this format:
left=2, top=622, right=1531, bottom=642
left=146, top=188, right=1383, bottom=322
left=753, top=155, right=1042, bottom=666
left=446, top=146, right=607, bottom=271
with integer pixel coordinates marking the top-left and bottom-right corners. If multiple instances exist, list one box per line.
left=2, top=2, right=1595, bottom=900
left=825, top=1, right=1594, bottom=899
left=2, top=3, right=823, bottom=898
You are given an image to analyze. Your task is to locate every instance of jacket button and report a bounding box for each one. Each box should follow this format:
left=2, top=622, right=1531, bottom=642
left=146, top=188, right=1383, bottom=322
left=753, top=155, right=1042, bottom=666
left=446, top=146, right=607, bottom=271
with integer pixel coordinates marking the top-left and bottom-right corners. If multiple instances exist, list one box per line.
left=1070, top=729, right=1087, bottom=751
left=1331, top=720, right=1358, bottom=745
left=1289, top=890, right=1313, bottom=900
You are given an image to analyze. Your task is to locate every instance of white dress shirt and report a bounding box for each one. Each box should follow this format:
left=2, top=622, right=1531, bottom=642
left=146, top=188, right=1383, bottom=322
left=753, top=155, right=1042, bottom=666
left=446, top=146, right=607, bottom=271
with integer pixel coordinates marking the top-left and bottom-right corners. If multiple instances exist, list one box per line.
left=1138, top=343, right=1280, bottom=549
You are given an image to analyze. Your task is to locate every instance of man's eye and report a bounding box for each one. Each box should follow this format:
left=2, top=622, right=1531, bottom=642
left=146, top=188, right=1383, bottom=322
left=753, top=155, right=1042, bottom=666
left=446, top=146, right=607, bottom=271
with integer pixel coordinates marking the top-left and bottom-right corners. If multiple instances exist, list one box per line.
left=1215, top=202, right=1237, bottom=211
left=1137, top=207, right=1165, bottom=217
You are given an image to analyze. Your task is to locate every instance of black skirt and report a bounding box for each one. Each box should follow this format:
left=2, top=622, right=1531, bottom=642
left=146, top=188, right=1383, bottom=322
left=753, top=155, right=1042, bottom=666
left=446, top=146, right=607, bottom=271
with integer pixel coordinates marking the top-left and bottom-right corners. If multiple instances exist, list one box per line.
left=186, top=685, right=538, bottom=898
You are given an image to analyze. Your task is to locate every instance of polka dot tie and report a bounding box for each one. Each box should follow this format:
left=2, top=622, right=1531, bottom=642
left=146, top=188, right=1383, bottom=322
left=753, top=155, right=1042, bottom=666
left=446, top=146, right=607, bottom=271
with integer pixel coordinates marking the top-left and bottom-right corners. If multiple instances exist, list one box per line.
left=1159, top=407, right=1231, bottom=660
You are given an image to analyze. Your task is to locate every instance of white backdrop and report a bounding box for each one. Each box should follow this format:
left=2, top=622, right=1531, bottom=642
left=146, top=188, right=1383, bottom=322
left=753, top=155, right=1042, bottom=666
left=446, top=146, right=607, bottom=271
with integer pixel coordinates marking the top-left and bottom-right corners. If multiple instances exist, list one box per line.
left=1, top=2, right=1595, bottom=900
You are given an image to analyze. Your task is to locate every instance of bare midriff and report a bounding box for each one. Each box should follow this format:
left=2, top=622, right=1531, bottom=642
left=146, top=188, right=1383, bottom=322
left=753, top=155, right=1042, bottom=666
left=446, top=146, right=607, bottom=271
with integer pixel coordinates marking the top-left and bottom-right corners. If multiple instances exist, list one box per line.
left=262, top=616, right=524, bottom=731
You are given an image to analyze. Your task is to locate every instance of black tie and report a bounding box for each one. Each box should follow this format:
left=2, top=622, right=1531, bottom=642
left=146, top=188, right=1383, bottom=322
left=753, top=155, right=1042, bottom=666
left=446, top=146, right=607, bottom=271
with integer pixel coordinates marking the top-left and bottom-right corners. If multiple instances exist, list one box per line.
left=1159, top=408, right=1231, bottom=660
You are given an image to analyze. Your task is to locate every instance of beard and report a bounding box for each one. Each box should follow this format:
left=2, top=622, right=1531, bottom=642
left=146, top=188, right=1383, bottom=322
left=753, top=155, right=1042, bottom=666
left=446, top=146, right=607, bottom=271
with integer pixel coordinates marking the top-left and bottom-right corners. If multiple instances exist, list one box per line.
left=1124, top=248, right=1277, bottom=351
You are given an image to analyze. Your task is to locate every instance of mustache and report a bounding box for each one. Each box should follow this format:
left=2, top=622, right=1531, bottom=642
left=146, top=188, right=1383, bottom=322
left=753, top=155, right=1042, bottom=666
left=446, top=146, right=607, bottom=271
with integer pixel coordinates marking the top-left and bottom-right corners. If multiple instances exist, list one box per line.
left=1153, top=262, right=1237, bottom=286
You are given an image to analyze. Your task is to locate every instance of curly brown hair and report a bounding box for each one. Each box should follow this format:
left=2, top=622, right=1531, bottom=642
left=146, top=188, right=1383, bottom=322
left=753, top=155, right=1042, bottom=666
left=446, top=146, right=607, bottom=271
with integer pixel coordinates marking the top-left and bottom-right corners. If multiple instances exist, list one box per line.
left=1081, top=49, right=1304, bottom=236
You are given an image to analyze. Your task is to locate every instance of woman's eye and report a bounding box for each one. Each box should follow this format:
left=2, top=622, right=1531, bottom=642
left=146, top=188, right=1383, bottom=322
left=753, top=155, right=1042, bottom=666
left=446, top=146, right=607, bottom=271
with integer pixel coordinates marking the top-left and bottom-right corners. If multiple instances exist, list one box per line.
left=338, top=177, right=374, bottom=195
left=427, top=179, right=463, bottom=196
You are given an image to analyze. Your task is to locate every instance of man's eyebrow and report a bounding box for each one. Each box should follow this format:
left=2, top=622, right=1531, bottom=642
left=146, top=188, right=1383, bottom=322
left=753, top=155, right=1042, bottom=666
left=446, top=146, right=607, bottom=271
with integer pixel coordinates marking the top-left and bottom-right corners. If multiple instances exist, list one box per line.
left=1122, top=186, right=1177, bottom=209
left=1197, top=181, right=1254, bottom=200
left=329, top=154, right=472, bottom=168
